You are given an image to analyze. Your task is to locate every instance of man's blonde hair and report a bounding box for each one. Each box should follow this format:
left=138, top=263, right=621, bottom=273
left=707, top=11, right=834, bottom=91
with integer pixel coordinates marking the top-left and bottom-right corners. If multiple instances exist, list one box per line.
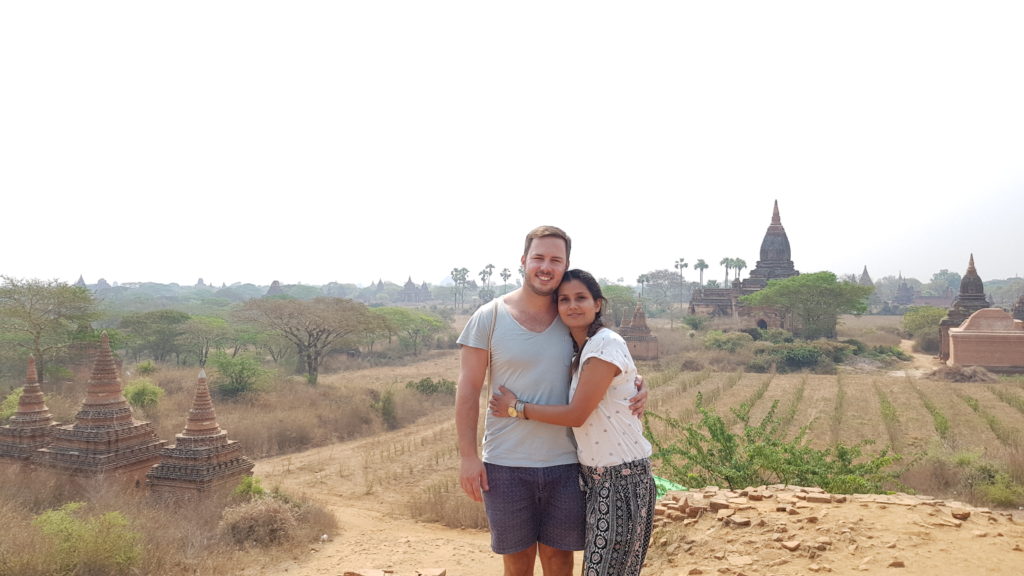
left=523, top=225, right=572, bottom=259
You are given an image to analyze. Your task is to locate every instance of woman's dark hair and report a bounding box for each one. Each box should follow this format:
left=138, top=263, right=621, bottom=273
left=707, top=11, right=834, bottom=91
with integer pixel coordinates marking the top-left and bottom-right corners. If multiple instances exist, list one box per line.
left=558, top=269, right=607, bottom=372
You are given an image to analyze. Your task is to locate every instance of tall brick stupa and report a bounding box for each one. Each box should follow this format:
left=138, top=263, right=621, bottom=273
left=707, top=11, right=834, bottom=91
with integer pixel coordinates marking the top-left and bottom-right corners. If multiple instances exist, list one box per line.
left=0, top=356, right=58, bottom=463
left=146, top=369, right=254, bottom=501
left=34, top=332, right=165, bottom=486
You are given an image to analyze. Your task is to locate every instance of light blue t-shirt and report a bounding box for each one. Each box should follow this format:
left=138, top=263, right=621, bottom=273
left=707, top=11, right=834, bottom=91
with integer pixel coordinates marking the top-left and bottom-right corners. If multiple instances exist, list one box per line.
left=457, top=298, right=578, bottom=467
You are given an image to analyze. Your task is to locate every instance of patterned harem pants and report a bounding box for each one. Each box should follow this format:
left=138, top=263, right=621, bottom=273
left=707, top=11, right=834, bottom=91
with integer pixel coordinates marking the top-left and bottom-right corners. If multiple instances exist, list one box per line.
left=578, top=458, right=656, bottom=576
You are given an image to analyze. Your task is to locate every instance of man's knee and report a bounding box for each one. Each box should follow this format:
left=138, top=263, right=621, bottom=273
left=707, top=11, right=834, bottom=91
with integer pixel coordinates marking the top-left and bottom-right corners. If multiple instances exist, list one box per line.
left=537, top=543, right=574, bottom=576
left=502, top=544, right=537, bottom=576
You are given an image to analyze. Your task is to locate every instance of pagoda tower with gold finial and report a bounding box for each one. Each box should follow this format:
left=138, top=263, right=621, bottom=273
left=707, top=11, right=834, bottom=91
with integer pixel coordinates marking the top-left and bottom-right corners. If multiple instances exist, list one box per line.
left=33, top=332, right=165, bottom=487
left=146, top=369, right=254, bottom=501
left=0, top=356, right=58, bottom=463
left=939, top=254, right=992, bottom=361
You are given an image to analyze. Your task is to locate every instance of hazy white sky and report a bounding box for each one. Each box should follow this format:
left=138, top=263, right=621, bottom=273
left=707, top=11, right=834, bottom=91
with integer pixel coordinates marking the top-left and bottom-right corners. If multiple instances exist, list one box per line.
left=3, top=2, right=1022, bottom=288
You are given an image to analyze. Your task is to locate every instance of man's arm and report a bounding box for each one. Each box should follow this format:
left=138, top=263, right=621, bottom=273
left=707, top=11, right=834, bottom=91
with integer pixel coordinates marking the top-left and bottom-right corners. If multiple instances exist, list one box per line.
left=629, top=374, right=647, bottom=417
left=456, top=345, right=489, bottom=502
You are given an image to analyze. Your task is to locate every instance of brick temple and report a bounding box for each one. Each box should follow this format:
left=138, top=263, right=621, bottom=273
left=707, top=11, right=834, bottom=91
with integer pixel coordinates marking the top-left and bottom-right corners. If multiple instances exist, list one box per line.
left=688, top=200, right=799, bottom=329
left=0, top=356, right=57, bottom=463
left=33, top=332, right=165, bottom=487
left=947, top=308, right=1024, bottom=373
left=146, top=369, right=254, bottom=501
left=938, top=254, right=992, bottom=361
left=618, top=301, right=659, bottom=360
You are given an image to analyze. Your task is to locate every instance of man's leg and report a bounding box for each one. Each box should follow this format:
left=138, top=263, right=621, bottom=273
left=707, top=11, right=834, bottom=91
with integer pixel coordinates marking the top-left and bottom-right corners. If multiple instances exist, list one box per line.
left=502, top=544, right=537, bottom=576
left=536, top=543, right=573, bottom=576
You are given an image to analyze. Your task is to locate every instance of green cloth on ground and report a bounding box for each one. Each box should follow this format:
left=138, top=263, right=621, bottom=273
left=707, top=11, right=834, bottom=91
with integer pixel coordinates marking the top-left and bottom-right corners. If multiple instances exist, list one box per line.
left=653, top=475, right=686, bottom=499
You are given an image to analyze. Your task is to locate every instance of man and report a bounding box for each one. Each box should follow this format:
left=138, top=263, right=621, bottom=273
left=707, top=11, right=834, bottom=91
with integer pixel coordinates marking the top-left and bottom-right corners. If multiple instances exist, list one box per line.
left=456, top=225, right=645, bottom=576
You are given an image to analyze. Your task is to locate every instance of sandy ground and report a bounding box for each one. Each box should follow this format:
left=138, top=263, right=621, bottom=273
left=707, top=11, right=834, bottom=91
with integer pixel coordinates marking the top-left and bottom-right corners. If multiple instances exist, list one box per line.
left=235, top=343, right=1024, bottom=576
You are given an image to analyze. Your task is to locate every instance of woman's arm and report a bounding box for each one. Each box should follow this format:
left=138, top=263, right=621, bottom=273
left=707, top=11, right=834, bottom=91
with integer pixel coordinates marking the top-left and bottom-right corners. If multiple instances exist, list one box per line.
left=490, top=357, right=620, bottom=427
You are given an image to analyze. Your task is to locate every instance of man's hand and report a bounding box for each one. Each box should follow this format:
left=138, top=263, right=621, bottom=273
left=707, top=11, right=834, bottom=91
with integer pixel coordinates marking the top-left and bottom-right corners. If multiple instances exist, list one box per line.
left=629, top=374, right=647, bottom=417
left=459, top=455, right=489, bottom=502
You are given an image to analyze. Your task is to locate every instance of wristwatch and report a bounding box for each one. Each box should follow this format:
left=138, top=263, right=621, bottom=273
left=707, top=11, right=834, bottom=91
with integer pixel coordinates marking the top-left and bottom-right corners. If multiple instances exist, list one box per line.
left=507, top=404, right=518, bottom=418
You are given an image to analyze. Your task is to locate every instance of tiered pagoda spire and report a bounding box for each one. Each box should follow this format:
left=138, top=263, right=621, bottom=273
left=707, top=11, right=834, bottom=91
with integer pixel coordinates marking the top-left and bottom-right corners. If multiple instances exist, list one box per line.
left=0, top=356, right=57, bottom=462
left=939, top=254, right=993, bottom=361
left=146, top=369, right=254, bottom=501
left=34, top=333, right=165, bottom=483
left=617, top=301, right=658, bottom=360
left=740, top=200, right=800, bottom=289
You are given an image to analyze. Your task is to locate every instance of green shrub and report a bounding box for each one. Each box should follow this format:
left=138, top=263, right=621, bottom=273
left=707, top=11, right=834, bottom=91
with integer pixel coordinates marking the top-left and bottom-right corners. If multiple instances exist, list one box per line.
left=123, top=379, right=164, bottom=410
left=703, top=330, right=753, bottom=353
left=405, top=377, right=456, bottom=395
left=33, top=502, right=142, bottom=576
left=682, top=315, right=709, bottom=331
left=134, top=360, right=158, bottom=376
left=0, top=388, right=22, bottom=421
left=763, top=329, right=794, bottom=344
left=208, top=352, right=269, bottom=399
left=645, top=393, right=903, bottom=492
left=233, top=475, right=265, bottom=500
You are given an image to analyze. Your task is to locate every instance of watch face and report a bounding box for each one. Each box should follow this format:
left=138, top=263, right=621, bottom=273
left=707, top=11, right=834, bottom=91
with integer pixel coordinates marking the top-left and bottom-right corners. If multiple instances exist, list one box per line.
left=507, top=405, right=517, bottom=418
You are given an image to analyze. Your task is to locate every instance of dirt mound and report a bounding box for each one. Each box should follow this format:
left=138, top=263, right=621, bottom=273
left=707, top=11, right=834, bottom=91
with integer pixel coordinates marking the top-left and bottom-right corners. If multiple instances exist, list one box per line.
left=645, top=485, right=1024, bottom=576
left=929, top=364, right=999, bottom=382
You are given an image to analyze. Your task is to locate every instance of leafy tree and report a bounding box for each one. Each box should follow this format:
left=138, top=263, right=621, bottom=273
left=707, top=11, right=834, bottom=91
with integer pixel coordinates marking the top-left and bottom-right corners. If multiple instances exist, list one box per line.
left=740, top=272, right=873, bottom=339
left=926, top=269, right=962, bottom=296
left=720, top=257, right=732, bottom=287
left=119, top=309, right=191, bottom=363
left=902, top=305, right=947, bottom=354
left=694, top=259, right=709, bottom=287
left=178, top=315, right=231, bottom=366
left=372, top=307, right=447, bottom=355
left=636, top=269, right=686, bottom=315
left=0, top=277, right=99, bottom=384
left=601, top=284, right=636, bottom=327
left=234, top=297, right=375, bottom=385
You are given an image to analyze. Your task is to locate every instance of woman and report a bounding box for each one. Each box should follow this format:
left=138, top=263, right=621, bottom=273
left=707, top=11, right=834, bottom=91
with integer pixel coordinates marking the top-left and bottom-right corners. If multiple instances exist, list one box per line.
left=490, top=268, right=656, bottom=576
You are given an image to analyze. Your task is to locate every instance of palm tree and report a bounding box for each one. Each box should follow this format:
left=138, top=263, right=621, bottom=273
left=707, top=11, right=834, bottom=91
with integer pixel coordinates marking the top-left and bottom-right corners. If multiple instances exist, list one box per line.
left=450, top=267, right=469, bottom=310
left=695, top=259, right=709, bottom=287
left=500, top=267, right=511, bottom=294
left=733, top=258, right=747, bottom=283
left=674, top=258, right=688, bottom=310
left=637, top=274, right=649, bottom=298
left=720, top=257, right=732, bottom=287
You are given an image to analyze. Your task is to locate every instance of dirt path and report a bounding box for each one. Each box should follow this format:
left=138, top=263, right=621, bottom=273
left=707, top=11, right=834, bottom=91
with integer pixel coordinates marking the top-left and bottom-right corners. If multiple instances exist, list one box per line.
left=242, top=413, right=504, bottom=576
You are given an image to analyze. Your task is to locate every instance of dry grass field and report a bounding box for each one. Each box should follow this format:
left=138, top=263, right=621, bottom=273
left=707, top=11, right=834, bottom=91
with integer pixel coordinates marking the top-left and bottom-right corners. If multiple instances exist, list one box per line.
left=3, top=314, right=1024, bottom=575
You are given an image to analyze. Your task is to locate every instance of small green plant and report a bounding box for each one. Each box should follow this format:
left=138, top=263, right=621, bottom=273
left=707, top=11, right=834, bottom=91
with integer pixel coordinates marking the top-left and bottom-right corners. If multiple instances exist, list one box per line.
left=33, top=502, right=142, bottom=576
left=134, top=360, right=158, bottom=376
left=234, top=475, right=265, bottom=500
left=370, top=389, right=398, bottom=429
left=123, top=379, right=164, bottom=411
left=405, top=377, right=456, bottom=395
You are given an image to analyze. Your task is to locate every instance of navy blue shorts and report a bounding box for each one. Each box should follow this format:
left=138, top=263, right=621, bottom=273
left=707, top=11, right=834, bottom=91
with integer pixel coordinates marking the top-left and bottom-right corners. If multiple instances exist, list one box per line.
left=482, top=462, right=586, bottom=554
